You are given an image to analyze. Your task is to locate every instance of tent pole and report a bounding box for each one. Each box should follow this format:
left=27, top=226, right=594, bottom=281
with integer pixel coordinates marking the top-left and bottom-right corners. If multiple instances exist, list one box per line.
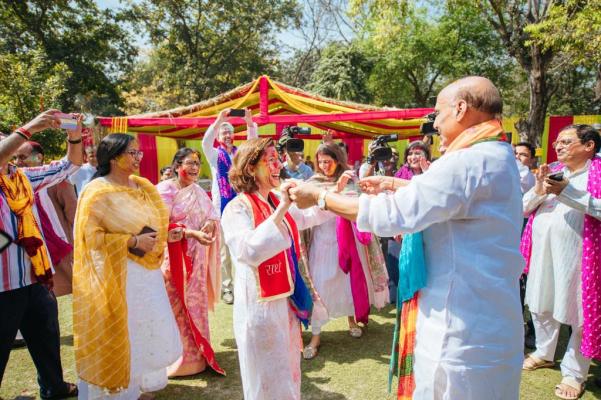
left=259, top=75, right=269, bottom=122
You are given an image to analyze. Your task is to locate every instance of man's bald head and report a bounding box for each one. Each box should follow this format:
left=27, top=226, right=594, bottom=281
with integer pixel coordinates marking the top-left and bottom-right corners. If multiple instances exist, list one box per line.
left=441, top=76, right=503, bottom=118
left=434, top=76, right=503, bottom=148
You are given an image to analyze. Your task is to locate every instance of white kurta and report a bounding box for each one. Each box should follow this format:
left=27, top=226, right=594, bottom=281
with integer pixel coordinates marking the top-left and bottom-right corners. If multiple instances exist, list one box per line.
left=524, top=161, right=601, bottom=326
left=78, top=261, right=182, bottom=399
left=357, top=141, right=524, bottom=400
left=307, top=215, right=382, bottom=333
left=221, top=195, right=329, bottom=400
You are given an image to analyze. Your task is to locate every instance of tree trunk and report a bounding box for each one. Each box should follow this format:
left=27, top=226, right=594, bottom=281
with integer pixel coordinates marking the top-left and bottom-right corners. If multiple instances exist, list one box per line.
left=516, top=46, right=550, bottom=147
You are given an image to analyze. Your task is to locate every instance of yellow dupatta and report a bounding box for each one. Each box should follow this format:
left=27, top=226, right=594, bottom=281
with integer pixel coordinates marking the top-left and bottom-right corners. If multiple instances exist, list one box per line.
left=0, top=168, right=52, bottom=282
left=444, top=119, right=506, bottom=153
left=72, top=175, right=168, bottom=392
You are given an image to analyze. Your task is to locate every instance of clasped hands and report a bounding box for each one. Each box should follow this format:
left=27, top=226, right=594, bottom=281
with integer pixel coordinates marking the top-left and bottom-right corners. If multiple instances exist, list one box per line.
left=535, top=164, right=568, bottom=196
left=168, top=220, right=217, bottom=246
left=282, top=172, right=404, bottom=209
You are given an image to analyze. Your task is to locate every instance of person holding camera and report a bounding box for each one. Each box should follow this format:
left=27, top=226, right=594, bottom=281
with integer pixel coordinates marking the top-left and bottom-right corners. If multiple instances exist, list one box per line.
left=290, top=77, right=525, bottom=399
left=521, top=124, right=601, bottom=400
left=202, top=108, right=257, bottom=305
left=0, top=109, right=82, bottom=400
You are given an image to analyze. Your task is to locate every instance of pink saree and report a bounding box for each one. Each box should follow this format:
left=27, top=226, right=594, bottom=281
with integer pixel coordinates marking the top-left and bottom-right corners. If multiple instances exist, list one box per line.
left=157, top=180, right=224, bottom=374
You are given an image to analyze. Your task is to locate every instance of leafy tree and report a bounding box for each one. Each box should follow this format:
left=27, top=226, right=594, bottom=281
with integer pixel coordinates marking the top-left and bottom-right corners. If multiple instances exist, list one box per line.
left=526, top=0, right=601, bottom=105
left=0, top=49, right=70, bottom=159
left=308, top=42, right=374, bottom=103
left=0, top=0, right=137, bottom=115
left=350, top=1, right=515, bottom=108
left=125, top=0, right=300, bottom=108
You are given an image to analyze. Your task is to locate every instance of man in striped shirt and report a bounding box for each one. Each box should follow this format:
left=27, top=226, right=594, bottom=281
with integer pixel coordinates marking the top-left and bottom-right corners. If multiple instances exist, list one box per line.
left=0, top=110, right=82, bottom=400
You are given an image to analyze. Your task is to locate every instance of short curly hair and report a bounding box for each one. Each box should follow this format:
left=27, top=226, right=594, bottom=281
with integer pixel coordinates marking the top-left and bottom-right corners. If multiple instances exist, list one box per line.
left=229, top=138, right=275, bottom=193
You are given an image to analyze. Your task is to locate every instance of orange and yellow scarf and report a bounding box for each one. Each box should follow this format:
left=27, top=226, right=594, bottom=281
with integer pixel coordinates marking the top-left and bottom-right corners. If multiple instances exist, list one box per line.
left=444, top=119, right=506, bottom=154
left=0, top=168, right=52, bottom=283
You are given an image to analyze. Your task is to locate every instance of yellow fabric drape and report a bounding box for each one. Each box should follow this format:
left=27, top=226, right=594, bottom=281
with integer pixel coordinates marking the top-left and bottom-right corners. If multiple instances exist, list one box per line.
left=0, top=169, right=52, bottom=281
left=72, top=175, right=168, bottom=392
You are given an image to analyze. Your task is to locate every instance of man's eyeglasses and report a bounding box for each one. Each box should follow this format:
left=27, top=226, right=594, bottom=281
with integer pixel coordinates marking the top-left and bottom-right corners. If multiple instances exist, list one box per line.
left=125, top=150, right=144, bottom=159
left=551, top=139, right=579, bottom=149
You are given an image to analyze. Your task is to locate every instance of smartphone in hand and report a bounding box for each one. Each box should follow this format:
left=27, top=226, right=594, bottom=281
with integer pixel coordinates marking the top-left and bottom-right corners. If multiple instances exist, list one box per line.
left=548, top=171, right=564, bottom=181
left=56, top=113, right=77, bottom=130
left=229, top=109, right=245, bottom=117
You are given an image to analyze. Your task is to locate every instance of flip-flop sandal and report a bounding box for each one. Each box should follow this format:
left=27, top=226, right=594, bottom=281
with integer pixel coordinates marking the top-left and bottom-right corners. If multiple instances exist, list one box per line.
left=522, top=354, right=554, bottom=371
left=349, top=326, right=363, bottom=338
left=555, top=377, right=585, bottom=400
left=303, top=345, right=319, bottom=360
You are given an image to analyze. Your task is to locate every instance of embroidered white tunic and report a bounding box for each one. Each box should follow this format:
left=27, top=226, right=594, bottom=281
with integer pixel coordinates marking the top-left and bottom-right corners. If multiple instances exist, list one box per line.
left=221, top=195, right=329, bottom=400
left=357, top=141, right=524, bottom=399
left=524, top=161, right=601, bottom=326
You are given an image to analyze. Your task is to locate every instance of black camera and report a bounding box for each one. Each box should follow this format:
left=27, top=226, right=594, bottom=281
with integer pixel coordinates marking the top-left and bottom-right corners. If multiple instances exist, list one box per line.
left=367, top=134, right=398, bottom=163
left=420, top=112, right=438, bottom=136
left=277, top=125, right=311, bottom=153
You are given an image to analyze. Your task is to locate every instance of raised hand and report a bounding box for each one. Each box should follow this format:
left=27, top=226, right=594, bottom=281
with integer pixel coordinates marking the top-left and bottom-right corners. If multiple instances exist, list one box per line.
left=244, top=108, right=253, bottom=125
left=336, top=170, right=355, bottom=193
left=21, top=109, right=62, bottom=134
left=280, top=180, right=298, bottom=206
left=359, top=176, right=389, bottom=195
left=289, top=182, right=321, bottom=209
left=419, top=156, right=431, bottom=172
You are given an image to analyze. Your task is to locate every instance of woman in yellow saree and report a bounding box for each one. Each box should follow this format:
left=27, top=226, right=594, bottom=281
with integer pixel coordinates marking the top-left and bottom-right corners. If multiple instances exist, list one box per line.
left=73, top=134, right=181, bottom=399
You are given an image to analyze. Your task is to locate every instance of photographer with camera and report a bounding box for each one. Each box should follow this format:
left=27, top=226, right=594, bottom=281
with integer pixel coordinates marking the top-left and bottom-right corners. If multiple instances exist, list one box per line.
left=359, top=135, right=399, bottom=179
left=202, top=107, right=257, bottom=305
left=277, top=126, right=314, bottom=181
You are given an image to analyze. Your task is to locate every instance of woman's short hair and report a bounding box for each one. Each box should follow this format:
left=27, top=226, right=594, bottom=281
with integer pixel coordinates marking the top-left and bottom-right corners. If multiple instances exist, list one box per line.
left=315, top=142, right=348, bottom=180
left=229, top=138, right=274, bottom=193
left=93, top=133, right=135, bottom=179
left=403, top=140, right=431, bottom=164
left=170, top=147, right=201, bottom=175
left=560, top=124, right=601, bottom=154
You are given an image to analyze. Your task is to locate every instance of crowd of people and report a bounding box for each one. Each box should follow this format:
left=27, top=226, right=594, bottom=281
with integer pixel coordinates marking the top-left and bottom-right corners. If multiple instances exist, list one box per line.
left=0, top=76, right=600, bottom=400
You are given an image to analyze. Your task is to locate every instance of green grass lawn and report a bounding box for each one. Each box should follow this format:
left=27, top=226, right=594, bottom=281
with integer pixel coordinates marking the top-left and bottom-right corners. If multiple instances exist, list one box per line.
left=1, top=297, right=600, bottom=399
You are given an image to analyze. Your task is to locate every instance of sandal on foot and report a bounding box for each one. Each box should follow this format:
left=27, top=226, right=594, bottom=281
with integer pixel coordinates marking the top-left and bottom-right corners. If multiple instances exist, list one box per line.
left=555, top=377, right=585, bottom=400
left=303, top=345, right=319, bottom=360
left=522, top=354, right=554, bottom=371
left=349, top=326, right=363, bottom=338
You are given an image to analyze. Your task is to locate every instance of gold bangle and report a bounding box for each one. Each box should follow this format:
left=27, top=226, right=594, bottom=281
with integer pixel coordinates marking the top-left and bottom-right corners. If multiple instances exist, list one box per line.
left=390, top=177, right=395, bottom=191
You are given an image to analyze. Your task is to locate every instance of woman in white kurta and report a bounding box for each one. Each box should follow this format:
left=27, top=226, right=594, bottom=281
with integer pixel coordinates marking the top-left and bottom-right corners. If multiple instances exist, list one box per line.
left=303, top=143, right=388, bottom=360
left=522, top=125, right=601, bottom=399
left=221, top=138, right=329, bottom=400
left=73, top=134, right=181, bottom=400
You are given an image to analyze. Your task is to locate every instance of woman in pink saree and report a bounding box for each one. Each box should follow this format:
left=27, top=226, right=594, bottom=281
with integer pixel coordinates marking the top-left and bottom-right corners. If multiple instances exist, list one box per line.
left=157, top=148, right=225, bottom=377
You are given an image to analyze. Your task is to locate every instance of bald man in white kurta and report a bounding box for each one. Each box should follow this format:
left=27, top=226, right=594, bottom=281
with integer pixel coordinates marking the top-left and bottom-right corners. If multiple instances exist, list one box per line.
left=357, top=140, right=524, bottom=399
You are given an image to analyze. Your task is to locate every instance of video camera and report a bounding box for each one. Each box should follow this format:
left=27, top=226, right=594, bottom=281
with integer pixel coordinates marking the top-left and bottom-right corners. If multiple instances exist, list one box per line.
left=420, top=112, right=439, bottom=136
left=277, top=125, right=311, bottom=153
left=367, top=134, right=398, bottom=163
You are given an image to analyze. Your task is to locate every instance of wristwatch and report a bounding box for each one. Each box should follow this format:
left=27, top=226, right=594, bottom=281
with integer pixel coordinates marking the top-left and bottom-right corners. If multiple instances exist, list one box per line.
left=317, top=189, right=328, bottom=210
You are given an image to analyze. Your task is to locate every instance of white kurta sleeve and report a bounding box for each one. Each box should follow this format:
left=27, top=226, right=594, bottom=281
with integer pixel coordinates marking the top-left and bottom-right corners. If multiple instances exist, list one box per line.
left=522, top=187, right=548, bottom=216
left=357, top=152, right=469, bottom=237
left=557, top=182, right=601, bottom=221
left=201, top=121, right=219, bottom=168
left=222, top=200, right=291, bottom=267
left=247, top=122, right=259, bottom=139
left=288, top=205, right=335, bottom=230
